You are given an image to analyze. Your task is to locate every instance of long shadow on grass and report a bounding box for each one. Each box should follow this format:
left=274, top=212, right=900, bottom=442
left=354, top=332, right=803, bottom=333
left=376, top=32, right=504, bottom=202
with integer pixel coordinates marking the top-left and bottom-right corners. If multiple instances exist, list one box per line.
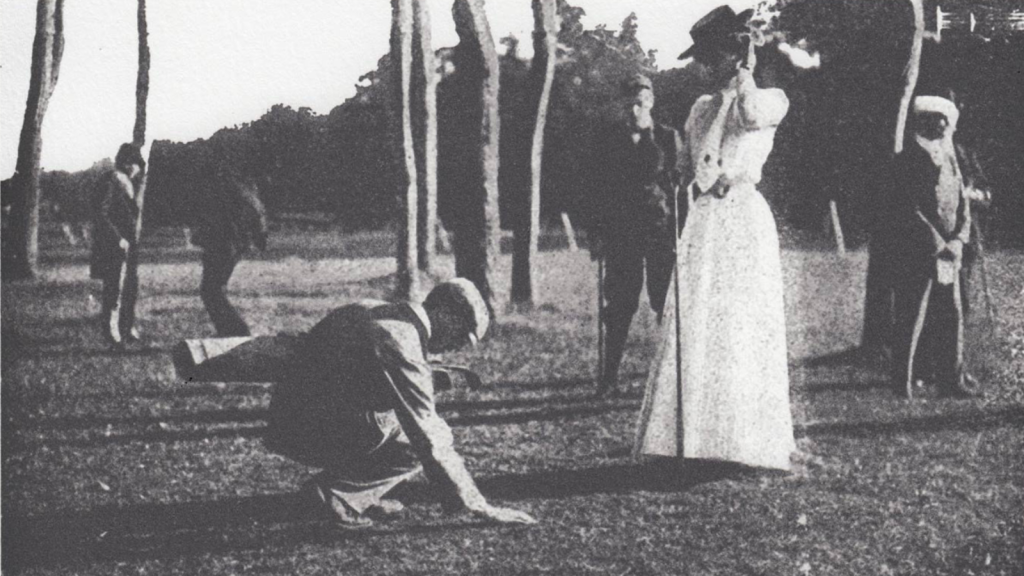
left=477, top=460, right=742, bottom=501
left=3, top=316, right=168, bottom=362
left=13, top=395, right=644, bottom=449
left=1, top=492, right=465, bottom=571
left=23, top=392, right=628, bottom=430
left=2, top=461, right=727, bottom=570
left=800, top=378, right=892, bottom=395
left=13, top=401, right=1024, bottom=450
left=493, top=372, right=645, bottom=392
left=0, top=280, right=97, bottom=301
left=13, top=346, right=167, bottom=361
left=799, top=405, right=1024, bottom=438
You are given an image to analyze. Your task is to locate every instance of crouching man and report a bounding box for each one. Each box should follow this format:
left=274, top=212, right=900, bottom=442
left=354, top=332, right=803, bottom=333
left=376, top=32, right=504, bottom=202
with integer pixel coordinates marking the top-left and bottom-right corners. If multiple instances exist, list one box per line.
left=265, top=279, right=536, bottom=527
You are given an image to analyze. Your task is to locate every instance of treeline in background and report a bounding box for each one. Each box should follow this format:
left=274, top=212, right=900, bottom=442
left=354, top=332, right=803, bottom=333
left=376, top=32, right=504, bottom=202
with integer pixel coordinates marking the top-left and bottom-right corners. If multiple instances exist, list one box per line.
left=32, top=0, right=1024, bottom=247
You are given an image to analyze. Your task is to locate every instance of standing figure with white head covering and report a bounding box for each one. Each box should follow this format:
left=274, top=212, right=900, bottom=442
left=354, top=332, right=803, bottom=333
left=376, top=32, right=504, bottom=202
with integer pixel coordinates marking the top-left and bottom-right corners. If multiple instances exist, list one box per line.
left=634, top=5, right=795, bottom=472
left=888, top=90, right=981, bottom=399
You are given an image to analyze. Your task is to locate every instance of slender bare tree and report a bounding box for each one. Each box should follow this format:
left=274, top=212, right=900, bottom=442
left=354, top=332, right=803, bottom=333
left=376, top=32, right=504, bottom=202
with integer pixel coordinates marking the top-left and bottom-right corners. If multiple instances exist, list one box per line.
left=451, top=0, right=501, bottom=315
left=510, top=0, right=559, bottom=309
left=861, top=0, right=924, bottom=352
left=391, top=0, right=420, bottom=300
left=892, top=0, right=924, bottom=158
left=130, top=0, right=151, bottom=246
left=412, top=0, right=438, bottom=276
left=6, top=0, right=65, bottom=281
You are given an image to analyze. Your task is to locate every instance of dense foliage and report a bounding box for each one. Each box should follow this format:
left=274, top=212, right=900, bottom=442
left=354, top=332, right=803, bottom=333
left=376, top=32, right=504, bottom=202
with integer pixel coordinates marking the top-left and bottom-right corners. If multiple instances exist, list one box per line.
left=37, top=0, right=1024, bottom=245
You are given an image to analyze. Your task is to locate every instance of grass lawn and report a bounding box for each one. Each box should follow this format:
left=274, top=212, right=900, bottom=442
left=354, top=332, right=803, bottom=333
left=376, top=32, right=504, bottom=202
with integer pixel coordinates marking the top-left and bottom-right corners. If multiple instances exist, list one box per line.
left=3, top=227, right=1022, bottom=575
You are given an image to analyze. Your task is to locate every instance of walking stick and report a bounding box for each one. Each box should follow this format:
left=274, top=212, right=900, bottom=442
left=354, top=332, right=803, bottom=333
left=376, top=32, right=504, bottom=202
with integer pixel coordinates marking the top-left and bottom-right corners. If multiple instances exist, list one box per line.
left=672, top=181, right=684, bottom=459
left=973, top=220, right=998, bottom=326
left=597, top=255, right=605, bottom=384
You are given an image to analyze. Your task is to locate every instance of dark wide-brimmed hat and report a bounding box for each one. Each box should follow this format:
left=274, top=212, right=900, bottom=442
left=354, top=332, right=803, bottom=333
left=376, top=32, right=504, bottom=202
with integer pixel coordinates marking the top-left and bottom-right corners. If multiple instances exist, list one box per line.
left=678, top=5, right=754, bottom=60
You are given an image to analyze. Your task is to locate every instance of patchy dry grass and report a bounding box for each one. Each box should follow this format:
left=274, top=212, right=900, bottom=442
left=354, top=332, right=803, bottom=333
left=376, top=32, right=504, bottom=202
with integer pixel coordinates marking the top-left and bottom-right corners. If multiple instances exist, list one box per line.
left=3, top=227, right=1022, bottom=575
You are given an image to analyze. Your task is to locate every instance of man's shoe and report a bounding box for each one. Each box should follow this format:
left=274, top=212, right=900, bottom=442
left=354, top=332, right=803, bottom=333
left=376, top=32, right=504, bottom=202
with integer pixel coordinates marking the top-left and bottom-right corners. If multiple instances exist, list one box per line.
left=124, top=327, right=142, bottom=343
left=326, top=498, right=373, bottom=528
left=103, top=330, right=125, bottom=351
left=594, top=376, right=620, bottom=398
left=101, top=316, right=124, bottom=350
left=943, top=373, right=984, bottom=398
left=861, top=345, right=892, bottom=368
left=366, top=499, right=405, bottom=520
left=301, top=480, right=373, bottom=527
left=893, top=377, right=914, bottom=400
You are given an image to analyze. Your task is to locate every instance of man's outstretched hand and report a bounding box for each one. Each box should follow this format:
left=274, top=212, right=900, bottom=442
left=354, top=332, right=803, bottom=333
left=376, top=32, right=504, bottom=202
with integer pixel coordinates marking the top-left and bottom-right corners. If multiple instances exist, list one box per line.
left=472, top=504, right=537, bottom=525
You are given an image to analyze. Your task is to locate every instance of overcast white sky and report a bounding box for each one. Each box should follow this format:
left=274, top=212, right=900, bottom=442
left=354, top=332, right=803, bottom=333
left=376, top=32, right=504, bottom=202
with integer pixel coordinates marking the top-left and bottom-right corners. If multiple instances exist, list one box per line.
left=1, top=0, right=748, bottom=176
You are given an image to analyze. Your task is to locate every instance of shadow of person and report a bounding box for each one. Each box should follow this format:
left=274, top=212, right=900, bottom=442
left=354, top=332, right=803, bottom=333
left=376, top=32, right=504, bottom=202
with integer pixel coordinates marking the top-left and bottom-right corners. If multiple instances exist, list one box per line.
left=2, top=493, right=300, bottom=571
left=473, top=459, right=748, bottom=502
left=2, top=460, right=748, bottom=571
left=2, top=491, right=481, bottom=572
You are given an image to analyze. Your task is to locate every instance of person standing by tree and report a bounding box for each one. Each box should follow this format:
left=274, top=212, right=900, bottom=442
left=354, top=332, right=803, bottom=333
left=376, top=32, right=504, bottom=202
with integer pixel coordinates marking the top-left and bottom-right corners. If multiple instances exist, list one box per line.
left=91, top=143, right=145, bottom=348
left=585, top=74, right=686, bottom=397
left=888, top=91, right=981, bottom=399
left=192, top=172, right=268, bottom=337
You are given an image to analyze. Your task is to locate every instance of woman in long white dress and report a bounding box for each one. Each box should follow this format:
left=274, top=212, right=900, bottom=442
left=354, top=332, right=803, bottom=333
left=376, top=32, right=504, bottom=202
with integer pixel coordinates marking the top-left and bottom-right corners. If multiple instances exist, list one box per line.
left=633, top=7, right=795, bottom=472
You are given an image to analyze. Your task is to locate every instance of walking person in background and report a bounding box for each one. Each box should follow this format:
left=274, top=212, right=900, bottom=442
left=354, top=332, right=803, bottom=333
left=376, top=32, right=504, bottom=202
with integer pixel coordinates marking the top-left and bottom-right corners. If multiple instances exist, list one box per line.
left=584, top=73, right=687, bottom=398
left=91, top=143, right=146, bottom=349
left=192, top=172, right=268, bottom=337
left=634, top=6, right=795, bottom=472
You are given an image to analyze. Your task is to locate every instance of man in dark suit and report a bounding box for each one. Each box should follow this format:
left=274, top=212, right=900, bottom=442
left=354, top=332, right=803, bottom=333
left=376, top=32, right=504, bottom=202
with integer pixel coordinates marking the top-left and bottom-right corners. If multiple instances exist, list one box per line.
left=266, top=279, right=536, bottom=527
left=91, top=143, right=145, bottom=348
left=191, top=174, right=268, bottom=337
left=584, top=74, right=687, bottom=397
left=889, top=93, right=981, bottom=399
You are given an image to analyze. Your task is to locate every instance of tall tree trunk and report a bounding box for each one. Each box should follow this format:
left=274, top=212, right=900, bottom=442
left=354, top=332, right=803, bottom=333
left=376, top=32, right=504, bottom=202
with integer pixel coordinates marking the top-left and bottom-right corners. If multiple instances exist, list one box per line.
left=452, top=0, right=501, bottom=316
left=6, top=0, right=65, bottom=281
left=412, top=0, right=438, bottom=276
left=510, top=0, right=558, bottom=309
left=131, top=0, right=151, bottom=246
left=861, top=0, right=923, bottom=350
left=392, top=0, right=420, bottom=300
left=134, top=0, right=150, bottom=149
left=893, top=0, right=924, bottom=158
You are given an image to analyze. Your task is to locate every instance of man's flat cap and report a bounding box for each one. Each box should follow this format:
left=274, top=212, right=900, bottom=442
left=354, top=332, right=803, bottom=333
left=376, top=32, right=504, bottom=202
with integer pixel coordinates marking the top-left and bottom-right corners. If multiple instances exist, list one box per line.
left=425, top=278, right=490, bottom=345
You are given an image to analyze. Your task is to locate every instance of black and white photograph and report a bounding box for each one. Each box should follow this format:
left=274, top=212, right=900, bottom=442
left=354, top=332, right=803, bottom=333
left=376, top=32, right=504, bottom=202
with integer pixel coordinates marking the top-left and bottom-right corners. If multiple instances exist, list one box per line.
left=2, top=0, right=1022, bottom=573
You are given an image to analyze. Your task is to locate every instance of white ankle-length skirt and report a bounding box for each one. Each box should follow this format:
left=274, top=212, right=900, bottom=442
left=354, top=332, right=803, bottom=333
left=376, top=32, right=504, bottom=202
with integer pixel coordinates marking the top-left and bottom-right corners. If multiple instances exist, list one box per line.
left=633, top=183, right=795, bottom=471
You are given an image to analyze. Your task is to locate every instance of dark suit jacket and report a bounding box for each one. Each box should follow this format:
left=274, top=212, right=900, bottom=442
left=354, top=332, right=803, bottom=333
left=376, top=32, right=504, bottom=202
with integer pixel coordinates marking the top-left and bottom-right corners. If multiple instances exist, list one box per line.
left=887, top=140, right=971, bottom=282
left=90, top=170, right=140, bottom=279
left=192, top=181, right=268, bottom=259
left=581, top=122, right=687, bottom=247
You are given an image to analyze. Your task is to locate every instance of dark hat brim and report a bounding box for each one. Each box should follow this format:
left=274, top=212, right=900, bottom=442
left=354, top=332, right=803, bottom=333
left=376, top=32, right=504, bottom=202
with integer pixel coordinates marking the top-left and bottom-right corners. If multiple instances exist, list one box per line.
left=678, top=7, right=756, bottom=60
left=735, top=8, right=755, bottom=24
